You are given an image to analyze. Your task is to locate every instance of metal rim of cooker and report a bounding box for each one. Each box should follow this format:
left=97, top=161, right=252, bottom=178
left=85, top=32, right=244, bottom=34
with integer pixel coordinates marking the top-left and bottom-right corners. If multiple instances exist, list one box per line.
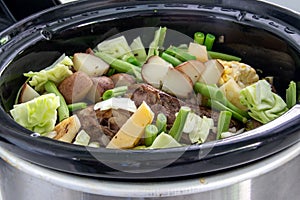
left=0, top=0, right=299, bottom=180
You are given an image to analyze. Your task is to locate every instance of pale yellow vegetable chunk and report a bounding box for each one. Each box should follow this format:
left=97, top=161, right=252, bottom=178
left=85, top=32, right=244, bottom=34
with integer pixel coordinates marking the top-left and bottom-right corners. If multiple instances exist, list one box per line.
left=106, top=101, right=154, bottom=149
left=54, top=115, right=81, bottom=143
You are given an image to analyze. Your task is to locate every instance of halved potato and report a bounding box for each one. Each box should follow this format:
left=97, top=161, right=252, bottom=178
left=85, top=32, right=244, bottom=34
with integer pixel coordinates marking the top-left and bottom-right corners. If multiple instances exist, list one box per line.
left=18, top=83, right=40, bottom=103
left=198, top=59, right=224, bottom=84
left=73, top=53, right=109, bottom=76
left=188, top=42, right=209, bottom=62
left=176, top=60, right=206, bottom=84
left=54, top=115, right=81, bottom=143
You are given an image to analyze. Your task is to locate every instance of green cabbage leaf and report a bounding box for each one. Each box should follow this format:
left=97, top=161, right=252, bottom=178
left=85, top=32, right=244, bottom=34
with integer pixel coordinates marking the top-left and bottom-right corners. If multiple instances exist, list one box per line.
left=24, top=56, right=73, bottom=92
left=240, top=80, right=288, bottom=124
left=10, top=93, right=60, bottom=134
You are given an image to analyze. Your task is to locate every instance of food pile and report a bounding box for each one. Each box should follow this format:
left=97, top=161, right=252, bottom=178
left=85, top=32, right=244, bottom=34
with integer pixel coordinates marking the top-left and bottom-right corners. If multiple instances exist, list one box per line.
left=10, top=27, right=297, bottom=149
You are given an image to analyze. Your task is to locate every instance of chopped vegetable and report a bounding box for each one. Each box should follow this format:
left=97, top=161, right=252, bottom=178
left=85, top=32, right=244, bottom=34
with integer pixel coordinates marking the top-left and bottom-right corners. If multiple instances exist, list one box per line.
left=54, top=115, right=81, bottom=143
left=130, top=36, right=147, bottom=63
left=165, top=46, right=196, bottom=62
left=95, top=51, right=142, bottom=81
left=156, top=113, right=167, bottom=134
left=94, top=97, right=137, bottom=113
left=204, top=33, right=215, bottom=51
left=149, top=132, right=182, bottom=149
left=73, top=130, right=91, bottom=146
left=188, top=115, right=214, bottom=143
left=16, top=83, right=40, bottom=104
left=106, top=101, right=154, bottom=149
left=217, top=111, right=232, bottom=140
left=144, top=124, right=158, bottom=147
left=218, top=60, right=259, bottom=88
left=102, top=86, right=128, bottom=100
left=67, top=102, right=88, bottom=112
left=10, top=93, right=60, bottom=134
left=161, top=52, right=182, bottom=66
left=208, top=51, right=241, bottom=61
left=286, top=81, right=296, bottom=109
left=188, top=42, right=209, bottom=63
left=169, top=106, right=191, bottom=141
left=198, top=59, right=224, bottom=85
left=96, top=35, right=133, bottom=59
left=147, top=26, right=167, bottom=59
left=240, top=80, right=288, bottom=124
left=44, top=81, right=69, bottom=122
left=24, top=56, right=73, bottom=92
left=194, top=32, right=205, bottom=44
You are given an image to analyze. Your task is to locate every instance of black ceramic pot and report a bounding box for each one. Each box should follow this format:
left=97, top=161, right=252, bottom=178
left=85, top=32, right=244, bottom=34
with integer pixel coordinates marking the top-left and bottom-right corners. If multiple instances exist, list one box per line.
left=0, top=0, right=299, bottom=180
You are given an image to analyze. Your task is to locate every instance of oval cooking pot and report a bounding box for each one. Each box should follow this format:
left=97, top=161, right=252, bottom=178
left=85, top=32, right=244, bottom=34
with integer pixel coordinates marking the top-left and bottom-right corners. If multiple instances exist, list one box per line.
left=0, top=0, right=299, bottom=180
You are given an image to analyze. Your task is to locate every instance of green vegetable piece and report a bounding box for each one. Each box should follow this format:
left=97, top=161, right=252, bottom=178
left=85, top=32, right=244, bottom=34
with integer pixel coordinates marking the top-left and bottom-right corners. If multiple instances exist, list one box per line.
left=204, top=33, right=215, bottom=51
left=10, top=93, right=60, bottom=134
left=160, top=52, right=182, bottom=66
left=106, top=68, right=116, bottom=76
left=207, top=51, right=241, bottom=61
left=147, top=27, right=167, bottom=59
left=149, top=132, right=182, bottom=149
left=144, top=124, right=158, bottom=147
left=240, top=80, right=288, bottom=124
left=96, top=36, right=133, bottom=59
left=169, top=106, right=191, bottom=141
left=102, top=86, right=128, bottom=101
left=165, top=46, right=196, bottom=62
left=194, top=82, right=249, bottom=118
left=286, top=81, right=296, bottom=109
left=24, top=56, right=73, bottom=92
left=130, top=36, right=147, bottom=64
left=44, top=81, right=69, bottom=122
left=67, top=102, right=87, bottom=112
left=217, top=111, right=232, bottom=140
left=156, top=113, right=167, bottom=133
left=73, top=130, right=91, bottom=146
left=95, top=51, right=142, bottom=81
left=208, top=99, right=247, bottom=123
left=126, top=56, right=142, bottom=67
left=194, top=32, right=205, bottom=45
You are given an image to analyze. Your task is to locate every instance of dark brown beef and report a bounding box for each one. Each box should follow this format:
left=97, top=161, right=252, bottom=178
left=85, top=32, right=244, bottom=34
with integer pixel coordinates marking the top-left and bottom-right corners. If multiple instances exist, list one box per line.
left=129, top=84, right=243, bottom=129
left=76, top=106, right=132, bottom=146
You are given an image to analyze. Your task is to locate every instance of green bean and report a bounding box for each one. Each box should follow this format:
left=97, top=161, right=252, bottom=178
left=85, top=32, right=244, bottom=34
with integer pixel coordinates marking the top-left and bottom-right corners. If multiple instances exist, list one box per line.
left=207, top=51, right=241, bottom=61
left=126, top=56, right=142, bottom=67
left=95, top=51, right=142, bottom=81
left=67, top=102, right=87, bottom=112
left=156, top=113, right=167, bottom=133
left=194, top=32, right=205, bottom=45
left=44, top=81, right=69, bottom=122
left=165, top=46, right=196, bottom=62
left=217, top=111, right=232, bottom=140
left=194, top=82, right=249, bottom=118
left=208, top=99, right=247, bottom=123
left=144, top=124, right=159, bottom=147
left=204, top=33, right=215, bottom=51
left=286, top=81, right=296, bottom=109
left=102, top=86, right=128, bottom=100
left=160, top=52, right=182, bottom=66
left=169, top=106, right=191, bottom=141
left=106, top=68, right=116, bottom=76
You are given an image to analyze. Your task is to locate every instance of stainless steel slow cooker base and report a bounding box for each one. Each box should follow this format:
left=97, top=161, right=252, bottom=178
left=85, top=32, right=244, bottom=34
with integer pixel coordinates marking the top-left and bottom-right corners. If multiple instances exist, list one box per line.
left=1, top=142, right=299, bottom=200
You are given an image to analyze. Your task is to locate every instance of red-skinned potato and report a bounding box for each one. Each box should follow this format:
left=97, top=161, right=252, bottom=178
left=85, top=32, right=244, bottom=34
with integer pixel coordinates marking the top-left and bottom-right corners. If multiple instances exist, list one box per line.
left=199, top=59, right=224, bottom=84
left=18, top=83, right=40, bottom=103
left=87, top=76, right=115, bottom=102
left=73, top=53, right=109, bottom=76
left=142, top=56, right=193, bottom=98
left=58, top=71, right=93, bottom=104
left=110, top=73, right=136, bottom=87
left=176, top=60, right=206, bottom=84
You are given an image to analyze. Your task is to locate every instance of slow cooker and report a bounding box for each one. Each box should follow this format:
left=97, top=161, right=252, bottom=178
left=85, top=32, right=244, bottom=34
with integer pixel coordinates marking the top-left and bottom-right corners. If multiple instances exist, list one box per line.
left=0, top=0, right=299, bottom=198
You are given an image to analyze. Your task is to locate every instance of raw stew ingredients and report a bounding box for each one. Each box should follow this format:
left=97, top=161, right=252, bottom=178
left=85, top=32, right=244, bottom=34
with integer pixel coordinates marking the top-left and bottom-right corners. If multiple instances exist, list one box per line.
left=10, top=27, right=298, bottom=149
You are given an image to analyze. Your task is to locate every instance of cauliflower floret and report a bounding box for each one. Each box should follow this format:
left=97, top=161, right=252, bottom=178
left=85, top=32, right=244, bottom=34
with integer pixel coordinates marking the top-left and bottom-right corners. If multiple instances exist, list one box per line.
left=218, top=60, right=259, bottom=88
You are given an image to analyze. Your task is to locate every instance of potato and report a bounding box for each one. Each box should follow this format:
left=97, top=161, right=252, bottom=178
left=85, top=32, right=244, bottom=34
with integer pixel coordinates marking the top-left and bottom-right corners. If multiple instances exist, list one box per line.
left=18, top=83, right=40, bottom=103
left=176, top=60, right=206, bottom=84
left=58, top=71, right=93, bottom=104
left=86, top=76, right=115, bottom=102
left=73, top=53, right=109, bottom=76
left=110, top=73, right=136, bottom=87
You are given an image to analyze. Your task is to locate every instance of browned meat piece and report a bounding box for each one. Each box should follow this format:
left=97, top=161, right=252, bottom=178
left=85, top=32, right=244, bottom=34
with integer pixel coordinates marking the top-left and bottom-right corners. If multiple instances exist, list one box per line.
left=129, top=83, right=243, bottom=129
left=76, top=105, right=132, bottom=146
